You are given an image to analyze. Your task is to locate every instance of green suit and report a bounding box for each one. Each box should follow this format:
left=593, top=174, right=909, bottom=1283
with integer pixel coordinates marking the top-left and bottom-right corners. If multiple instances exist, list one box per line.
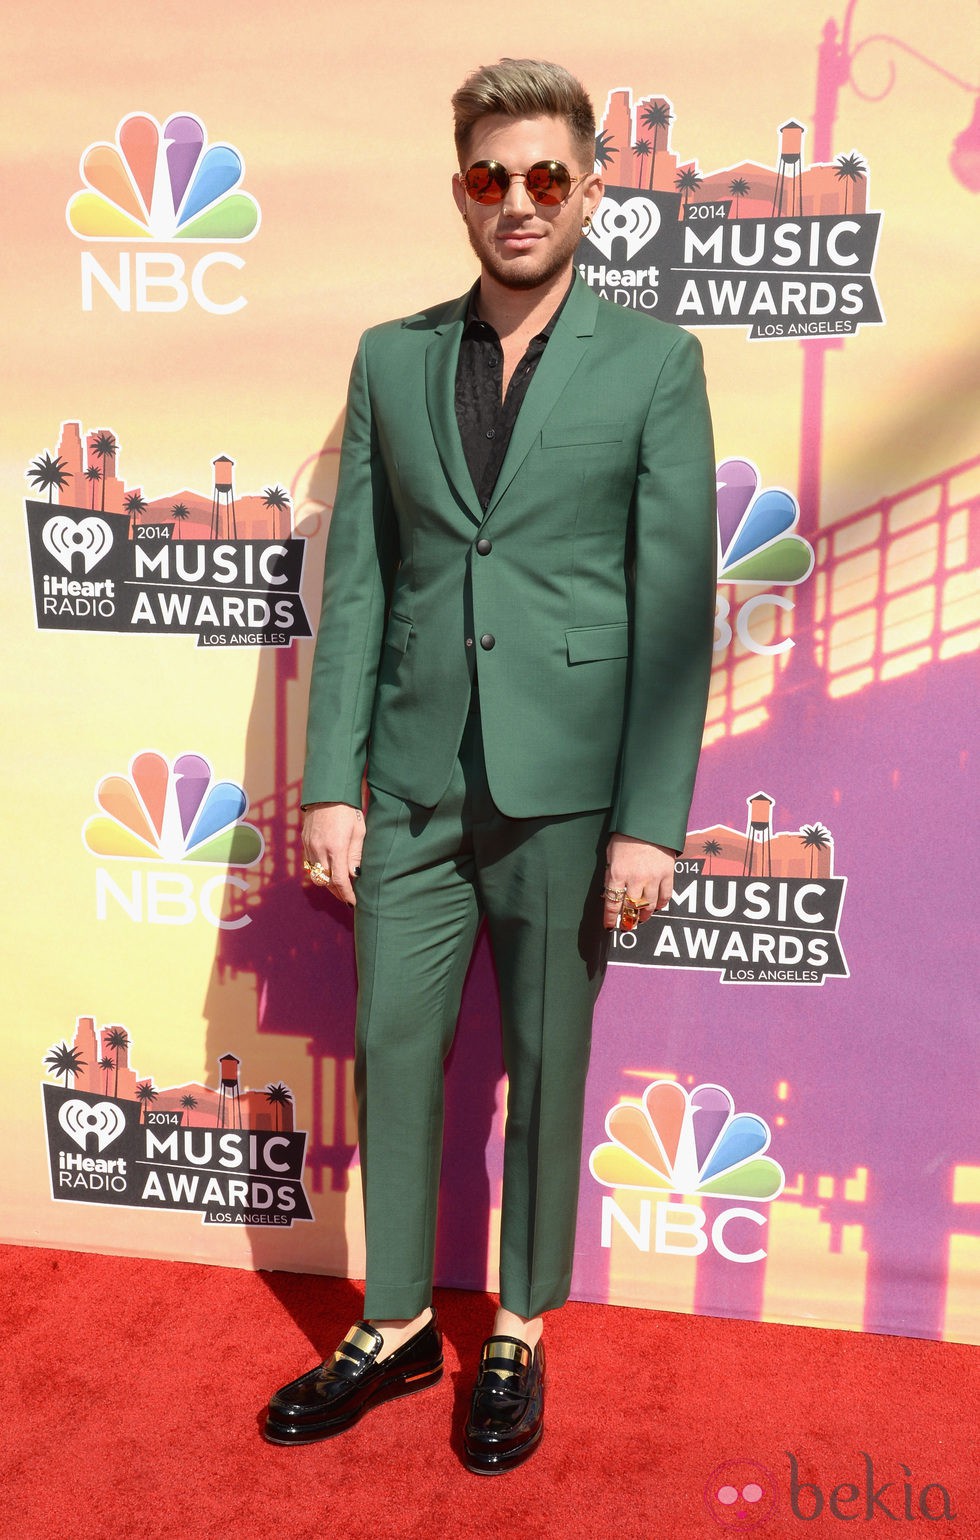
left=303, top=275, right=716, bottom=1316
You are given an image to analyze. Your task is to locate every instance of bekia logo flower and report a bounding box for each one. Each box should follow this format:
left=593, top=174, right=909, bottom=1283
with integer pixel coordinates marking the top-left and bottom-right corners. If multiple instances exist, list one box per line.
left=716, top=459, right=813, bottom=585
left=83, top=751, right=263, bottom=866
left=67, top=113, right=260, bottom=242
left=590, top=1079, right=785, bottom=1201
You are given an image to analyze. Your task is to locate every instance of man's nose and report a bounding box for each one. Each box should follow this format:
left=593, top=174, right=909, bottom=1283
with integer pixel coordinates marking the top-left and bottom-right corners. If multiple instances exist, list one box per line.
left=500, top=173, right=534, bottom=216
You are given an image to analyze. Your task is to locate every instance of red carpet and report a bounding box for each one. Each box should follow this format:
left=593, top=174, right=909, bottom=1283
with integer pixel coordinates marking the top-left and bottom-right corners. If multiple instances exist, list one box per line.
left=1, top=1245, right=975, bottom=1539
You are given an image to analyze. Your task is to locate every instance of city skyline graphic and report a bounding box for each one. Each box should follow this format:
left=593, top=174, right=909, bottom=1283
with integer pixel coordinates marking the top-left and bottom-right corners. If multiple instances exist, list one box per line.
left=43, top=1016, right=295, bottom=1132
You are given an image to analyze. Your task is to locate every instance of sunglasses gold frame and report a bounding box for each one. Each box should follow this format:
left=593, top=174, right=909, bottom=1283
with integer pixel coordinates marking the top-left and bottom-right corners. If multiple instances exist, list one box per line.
left=458, top=159, right=589, bottom=207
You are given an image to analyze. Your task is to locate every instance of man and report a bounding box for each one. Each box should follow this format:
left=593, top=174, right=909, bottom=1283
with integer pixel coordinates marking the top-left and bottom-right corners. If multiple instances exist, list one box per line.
left=265, top=58, right=716, bottom=1472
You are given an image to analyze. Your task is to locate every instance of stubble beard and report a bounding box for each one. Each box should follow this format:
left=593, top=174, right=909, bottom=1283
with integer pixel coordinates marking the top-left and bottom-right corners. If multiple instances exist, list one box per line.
left=465, top=214, right=584, bottom=292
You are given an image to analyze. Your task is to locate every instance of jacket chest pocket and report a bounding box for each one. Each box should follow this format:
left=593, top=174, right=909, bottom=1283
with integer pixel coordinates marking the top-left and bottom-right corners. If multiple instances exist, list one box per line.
left=541, top=422, right=625, bottom=450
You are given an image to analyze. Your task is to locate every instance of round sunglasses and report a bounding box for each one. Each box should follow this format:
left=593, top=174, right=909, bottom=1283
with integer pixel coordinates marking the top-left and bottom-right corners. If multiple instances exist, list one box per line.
left=459, top=159, right=588, bottom=207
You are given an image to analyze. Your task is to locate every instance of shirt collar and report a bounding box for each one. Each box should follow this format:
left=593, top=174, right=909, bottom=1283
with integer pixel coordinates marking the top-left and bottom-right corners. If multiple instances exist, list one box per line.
left=463, top=272, right=576, bottom=342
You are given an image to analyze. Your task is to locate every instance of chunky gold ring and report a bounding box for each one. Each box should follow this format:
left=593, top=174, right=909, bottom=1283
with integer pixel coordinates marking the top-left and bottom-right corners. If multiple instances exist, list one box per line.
left=619, top=895, right=642, bottom=932
left=303, top=859, right=332, bottom=887
left=602, top=886, right=628, bottom=902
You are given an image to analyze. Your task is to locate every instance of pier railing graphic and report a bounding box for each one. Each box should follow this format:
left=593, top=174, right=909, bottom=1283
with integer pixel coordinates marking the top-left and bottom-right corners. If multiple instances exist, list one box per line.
left=705, top=452, right=980, bottom=745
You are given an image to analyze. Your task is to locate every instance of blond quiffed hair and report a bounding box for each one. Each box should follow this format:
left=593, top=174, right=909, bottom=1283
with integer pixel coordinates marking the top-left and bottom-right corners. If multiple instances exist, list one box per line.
left=451, top=58, right=595, bottom=169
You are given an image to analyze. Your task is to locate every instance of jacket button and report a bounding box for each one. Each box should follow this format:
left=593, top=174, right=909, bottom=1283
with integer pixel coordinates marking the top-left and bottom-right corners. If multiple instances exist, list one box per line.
left=475, top=537, right=492, bottom=555
left=480, top=633, right=495, bottom=651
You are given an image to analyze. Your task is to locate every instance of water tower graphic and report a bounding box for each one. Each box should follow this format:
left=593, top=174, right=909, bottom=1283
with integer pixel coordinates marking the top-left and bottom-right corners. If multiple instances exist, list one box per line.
left=210, top=455, right=238, bottom=539
left=217, top=1052, right=243, bottom=1128
left=742, top=791, right=775, bottom=876
left=771, top=121, right=805, bottom=217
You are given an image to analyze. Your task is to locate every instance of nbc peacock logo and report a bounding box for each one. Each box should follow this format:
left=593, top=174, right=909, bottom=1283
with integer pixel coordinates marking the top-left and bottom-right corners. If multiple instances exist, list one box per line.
left=67, top=112, right=260, bottom=314
left=712, top=457, right=814, bottom=661
left=84, top=750, right=263, bottom=865
left=716, top=459, right=813, bottom=586
left=591, top=1079, right=785, bottom=1201
left=83, top=751, right=264, bottom=930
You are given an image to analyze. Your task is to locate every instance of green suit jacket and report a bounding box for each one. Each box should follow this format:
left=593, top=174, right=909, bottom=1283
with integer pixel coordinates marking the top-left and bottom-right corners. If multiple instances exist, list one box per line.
left=302, top=275, right=716, bottom=853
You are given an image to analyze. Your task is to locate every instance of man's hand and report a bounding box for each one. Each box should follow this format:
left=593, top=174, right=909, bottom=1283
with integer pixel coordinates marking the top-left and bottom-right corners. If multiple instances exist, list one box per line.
left=602, top=833, right=676, bottom=930
left=302, top=802, right=365, bottom=907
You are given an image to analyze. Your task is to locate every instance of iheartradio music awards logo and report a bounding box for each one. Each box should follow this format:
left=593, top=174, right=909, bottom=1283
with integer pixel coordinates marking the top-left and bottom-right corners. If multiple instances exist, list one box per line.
left=578, top=87, right=883, bottom=338
left=83, top=749, right=264, bottom=930
left=611, top=792, right=848, bottom=985
left=591, top=1079, right=785, bottom=1264
left=67, top=111, right=260, bottom=313
left=24, top=419, right=311, bottom=648
left=41, top=1016, right=313, bottom=1227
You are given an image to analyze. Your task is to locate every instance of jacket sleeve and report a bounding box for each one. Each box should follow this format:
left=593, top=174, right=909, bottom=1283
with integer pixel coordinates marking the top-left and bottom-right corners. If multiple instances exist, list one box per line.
left=611, top=327, right=717, bottom=851
left=301, top=332, right=399, bottom=807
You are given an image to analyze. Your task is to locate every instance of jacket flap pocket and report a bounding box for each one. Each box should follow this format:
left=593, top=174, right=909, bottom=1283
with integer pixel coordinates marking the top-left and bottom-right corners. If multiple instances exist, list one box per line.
left=542, top=421, right=624, bottom=448
left=566, top=622, right=629, bottom=663
left=385, top=612, right=414, bottom=653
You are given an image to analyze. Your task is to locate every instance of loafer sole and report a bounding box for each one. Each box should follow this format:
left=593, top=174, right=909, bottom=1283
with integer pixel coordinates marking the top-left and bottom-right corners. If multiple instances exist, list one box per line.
left=463, top=1422, right=543, bottom=1474
left=264, top=1362, right=443, bottom=1445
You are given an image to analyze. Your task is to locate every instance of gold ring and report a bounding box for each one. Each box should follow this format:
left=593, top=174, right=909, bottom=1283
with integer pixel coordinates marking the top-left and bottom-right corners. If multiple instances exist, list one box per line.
left=602, top=886, right=627, bottom=902
left=619, top=895, right=642, bottom=931
left=303, top=859, right=332, bottom=887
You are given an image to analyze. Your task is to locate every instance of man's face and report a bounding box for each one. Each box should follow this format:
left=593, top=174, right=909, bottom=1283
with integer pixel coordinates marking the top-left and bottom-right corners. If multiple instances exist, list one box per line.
left=452, top=114, right=603, bottom=292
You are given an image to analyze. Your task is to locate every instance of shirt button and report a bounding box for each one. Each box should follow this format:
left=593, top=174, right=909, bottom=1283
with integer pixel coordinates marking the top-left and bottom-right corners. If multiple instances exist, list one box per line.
left=475, top=537, right=492, bottom=555
left=485, top=428, right=495, bottom=439
left=480, top=633, right=495, bottom=651
left=465, top=637, right=473, bottom=648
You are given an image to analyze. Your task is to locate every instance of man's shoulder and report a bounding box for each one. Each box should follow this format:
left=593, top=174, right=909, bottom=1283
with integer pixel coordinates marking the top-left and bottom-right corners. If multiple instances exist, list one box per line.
left=360, top=293, right=468, bottom=349
left=591, top=289, right=701, bottom=358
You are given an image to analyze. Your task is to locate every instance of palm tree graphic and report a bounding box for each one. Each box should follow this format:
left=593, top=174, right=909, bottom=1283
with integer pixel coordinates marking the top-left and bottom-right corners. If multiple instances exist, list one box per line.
left=89, top=432, right=117, bottom=513
left=675, top=166, right=703, bottom=210
left=170, top=502, right=190, bottom=538
left=633, top=138, right=652, bottom=188
left=104, top=1027, right=130, bottom=1098
left=263, top=1083, right=292, bottom=1131
left=702, top=838, right=722, bottom=875
left=639, top=101, right=672, bottom=191
left=594, top=130, right=617, bottom=173
left=834, top=153, right=866, bottom=214
left=98, top=1056, right=115, bottom=1094
left=799, top=824, right=832, bottom=878
left=261, top=485, right=292, bottom=538
left=27, top=452, right=70, bottom=504
left=123, top=492, right=147, bottom=539
left=180, top=1092, right=199, bottom=1126
left=44, top=1042, right=86, bottom=1088
left=728, top=177, right=750, bottom=218
left=135, top=1081, right=158, bottom=1123
left=84, top=466, right=102, bottom=509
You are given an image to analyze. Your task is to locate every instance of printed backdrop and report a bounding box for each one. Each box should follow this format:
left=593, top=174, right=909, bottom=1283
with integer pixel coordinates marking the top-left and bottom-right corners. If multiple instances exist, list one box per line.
left=4, top=0, right=978, bottom=1343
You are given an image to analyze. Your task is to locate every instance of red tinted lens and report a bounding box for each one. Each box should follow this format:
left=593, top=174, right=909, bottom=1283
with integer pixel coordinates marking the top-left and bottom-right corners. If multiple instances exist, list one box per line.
left=525, top=161, right=571, bottom=205
left=462, top=162, right=508, bottom=203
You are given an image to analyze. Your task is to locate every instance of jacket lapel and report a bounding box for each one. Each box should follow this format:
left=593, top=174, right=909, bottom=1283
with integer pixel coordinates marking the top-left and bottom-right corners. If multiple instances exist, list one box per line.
left=484, top=277, right=599, bottom=520
left=424, top=294, right=482, bottom=525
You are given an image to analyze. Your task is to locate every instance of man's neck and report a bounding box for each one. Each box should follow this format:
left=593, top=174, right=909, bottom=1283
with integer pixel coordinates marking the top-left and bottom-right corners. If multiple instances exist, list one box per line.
left=475, top=263, right=574, bottom=339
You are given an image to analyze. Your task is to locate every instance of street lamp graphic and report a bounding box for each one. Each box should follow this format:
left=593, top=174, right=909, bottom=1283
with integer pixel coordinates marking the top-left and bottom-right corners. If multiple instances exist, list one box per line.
left=796, top=3, right=980, bottom=660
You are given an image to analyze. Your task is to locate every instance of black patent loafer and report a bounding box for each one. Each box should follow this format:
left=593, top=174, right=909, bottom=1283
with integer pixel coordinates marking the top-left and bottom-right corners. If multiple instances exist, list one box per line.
left=463, top=1334, right=545, bottom=1474
left=264, top=1311, right=443, bottom=1444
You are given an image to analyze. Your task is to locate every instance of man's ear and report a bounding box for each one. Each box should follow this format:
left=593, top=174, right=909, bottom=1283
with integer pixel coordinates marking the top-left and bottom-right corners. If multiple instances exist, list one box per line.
left=583, top=173, right=604, bottom=222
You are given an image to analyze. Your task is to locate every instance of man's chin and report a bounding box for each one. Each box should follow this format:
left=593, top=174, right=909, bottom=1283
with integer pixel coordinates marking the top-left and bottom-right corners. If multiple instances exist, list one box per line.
left=484, top=254, right=571, bottom=292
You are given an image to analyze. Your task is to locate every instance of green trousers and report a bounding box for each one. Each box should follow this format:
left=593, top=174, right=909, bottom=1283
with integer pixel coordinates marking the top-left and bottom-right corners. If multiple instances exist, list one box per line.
left=353, top=702, right=610, bottom=1319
